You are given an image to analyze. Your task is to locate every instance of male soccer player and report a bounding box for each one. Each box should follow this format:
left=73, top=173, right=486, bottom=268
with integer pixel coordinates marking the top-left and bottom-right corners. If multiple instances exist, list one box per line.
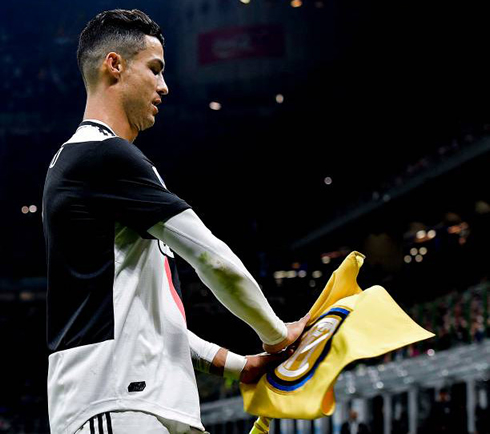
left=42, top=9, right=308, bottom=434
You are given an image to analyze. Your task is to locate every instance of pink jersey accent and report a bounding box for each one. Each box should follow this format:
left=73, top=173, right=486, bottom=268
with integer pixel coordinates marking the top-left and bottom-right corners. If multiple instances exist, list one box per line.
left=164, top=256, right=187, bottom=322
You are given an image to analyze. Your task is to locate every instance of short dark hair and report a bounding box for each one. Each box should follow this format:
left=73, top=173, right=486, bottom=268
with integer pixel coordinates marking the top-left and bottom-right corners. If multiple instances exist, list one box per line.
left=77, top=9, right=164, bottom=87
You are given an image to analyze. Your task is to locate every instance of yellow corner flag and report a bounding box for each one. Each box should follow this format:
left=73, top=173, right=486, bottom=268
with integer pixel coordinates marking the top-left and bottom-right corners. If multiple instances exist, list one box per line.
left=243, top=251, right=434, bottom=427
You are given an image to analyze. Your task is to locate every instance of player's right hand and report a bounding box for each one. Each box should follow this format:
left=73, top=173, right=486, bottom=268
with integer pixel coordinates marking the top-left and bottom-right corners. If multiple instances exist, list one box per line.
left=262, top=313, right=310, bottom=354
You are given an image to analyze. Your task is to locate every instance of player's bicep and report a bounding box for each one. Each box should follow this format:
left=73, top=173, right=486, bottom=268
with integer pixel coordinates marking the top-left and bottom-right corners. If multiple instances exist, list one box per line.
left=148, top=209, right=241, bottom=270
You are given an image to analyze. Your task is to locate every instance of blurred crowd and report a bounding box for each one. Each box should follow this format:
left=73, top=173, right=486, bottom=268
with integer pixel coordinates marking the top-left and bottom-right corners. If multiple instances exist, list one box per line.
left=0, top=14, right=87, bottom=118
left=385, top=282, right=489, bottom=363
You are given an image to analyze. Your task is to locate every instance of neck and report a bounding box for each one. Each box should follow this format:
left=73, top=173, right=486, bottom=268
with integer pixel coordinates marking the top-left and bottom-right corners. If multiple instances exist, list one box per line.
left=83, top=89, right=138, bottom=143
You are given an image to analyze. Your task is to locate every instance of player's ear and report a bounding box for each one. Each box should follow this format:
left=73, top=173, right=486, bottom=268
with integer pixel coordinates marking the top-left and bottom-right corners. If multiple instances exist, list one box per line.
left=103, top=52, right=124, bottom=82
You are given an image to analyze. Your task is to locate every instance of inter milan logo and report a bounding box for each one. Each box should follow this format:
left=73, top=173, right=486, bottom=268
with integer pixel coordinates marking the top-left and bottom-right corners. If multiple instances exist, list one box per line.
left=266, top=306, right=352, bottom=392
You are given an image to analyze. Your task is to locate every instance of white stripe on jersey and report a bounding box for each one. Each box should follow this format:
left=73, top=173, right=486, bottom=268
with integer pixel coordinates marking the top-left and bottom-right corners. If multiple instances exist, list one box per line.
left=66, top=122, right=115, bottom=144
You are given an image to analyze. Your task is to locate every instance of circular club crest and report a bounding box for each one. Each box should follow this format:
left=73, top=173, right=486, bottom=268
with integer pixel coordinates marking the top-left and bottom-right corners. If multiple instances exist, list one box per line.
left=266, top=307, right=351, bottom=392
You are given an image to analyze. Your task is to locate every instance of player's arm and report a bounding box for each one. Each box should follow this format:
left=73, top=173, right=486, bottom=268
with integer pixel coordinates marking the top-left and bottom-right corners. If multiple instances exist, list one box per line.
left=148, top=209, right=308, bottom=353
left=188, top=330, right=290, bottom=383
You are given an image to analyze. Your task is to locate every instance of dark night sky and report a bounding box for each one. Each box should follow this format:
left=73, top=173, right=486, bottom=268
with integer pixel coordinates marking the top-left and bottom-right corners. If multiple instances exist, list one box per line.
left=1, top=0, right=489, bottom=277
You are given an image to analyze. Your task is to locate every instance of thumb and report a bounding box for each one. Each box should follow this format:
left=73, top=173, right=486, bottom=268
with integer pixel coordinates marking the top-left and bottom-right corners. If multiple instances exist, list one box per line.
left=288, top=313, right=311, bottom=345
left=300, top=313, right=311, bottom=325
left=268, top=350, right=290, bottom=363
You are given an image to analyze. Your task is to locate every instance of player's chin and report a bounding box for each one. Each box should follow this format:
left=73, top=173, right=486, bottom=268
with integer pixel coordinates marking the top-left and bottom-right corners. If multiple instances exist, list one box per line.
left=140, top=116, right=156, bottom=131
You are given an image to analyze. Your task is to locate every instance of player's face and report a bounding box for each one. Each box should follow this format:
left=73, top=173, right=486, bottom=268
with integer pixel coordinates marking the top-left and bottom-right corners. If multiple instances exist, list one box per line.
left=121, top=35, right=168, bottom=132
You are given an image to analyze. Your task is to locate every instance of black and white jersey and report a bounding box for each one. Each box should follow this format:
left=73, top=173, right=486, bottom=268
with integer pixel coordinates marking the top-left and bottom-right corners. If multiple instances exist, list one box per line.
left=43, top=120, right=202, bottom=433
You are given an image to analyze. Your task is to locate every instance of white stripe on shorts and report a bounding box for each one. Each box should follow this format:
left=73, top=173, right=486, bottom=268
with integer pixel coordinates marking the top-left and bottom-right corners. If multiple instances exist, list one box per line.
left=75, top=411, right=208, bottom=434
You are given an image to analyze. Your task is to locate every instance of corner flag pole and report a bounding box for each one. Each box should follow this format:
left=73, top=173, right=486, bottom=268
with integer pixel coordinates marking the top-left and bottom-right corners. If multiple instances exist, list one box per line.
left=250, top=416, right=272, bottom=433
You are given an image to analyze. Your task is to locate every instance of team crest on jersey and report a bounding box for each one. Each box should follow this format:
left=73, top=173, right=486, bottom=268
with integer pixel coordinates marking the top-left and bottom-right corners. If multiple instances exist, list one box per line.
left=158, top=241, right=174, bottom=258
left=266, top=306, right=352, bottom=392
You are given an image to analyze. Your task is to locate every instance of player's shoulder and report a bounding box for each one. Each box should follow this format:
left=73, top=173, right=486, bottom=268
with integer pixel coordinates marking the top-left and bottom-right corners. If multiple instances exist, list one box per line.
left=95, top=137, right=159, bottom=182
left=100, top=136, right=143, bottom=157
left=99, top=137, right=149, bottom=166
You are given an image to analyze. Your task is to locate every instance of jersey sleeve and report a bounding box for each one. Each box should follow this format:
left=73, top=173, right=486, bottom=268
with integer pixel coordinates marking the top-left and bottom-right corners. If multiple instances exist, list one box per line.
left=90, top=137, right=190, bottom=236
left=148, top=210, right=288, bottom=345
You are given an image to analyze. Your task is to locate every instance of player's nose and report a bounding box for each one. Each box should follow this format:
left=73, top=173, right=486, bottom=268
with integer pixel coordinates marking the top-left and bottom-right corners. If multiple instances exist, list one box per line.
left=157, top=76, right=169, bottom=96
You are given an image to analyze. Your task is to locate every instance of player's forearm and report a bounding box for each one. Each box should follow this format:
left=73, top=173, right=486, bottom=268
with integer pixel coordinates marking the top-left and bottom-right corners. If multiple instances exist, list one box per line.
left=187, top=330, right=294, bottom=383
left=188, top=329, right=221, bottom=373
left=148, top=210, right=287, bottom=345
left=194, top=264, right=286, bottom=345
left=187, top=330, right=246, bottom=380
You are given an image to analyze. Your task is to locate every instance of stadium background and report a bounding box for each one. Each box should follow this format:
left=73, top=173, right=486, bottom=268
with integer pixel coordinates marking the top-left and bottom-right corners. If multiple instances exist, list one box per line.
left=0, top=0, right=489, bottom=432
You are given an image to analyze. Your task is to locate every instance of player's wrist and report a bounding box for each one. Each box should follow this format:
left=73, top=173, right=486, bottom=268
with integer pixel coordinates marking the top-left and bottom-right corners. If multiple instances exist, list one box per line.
left=223, top=350, right=247, bottom=381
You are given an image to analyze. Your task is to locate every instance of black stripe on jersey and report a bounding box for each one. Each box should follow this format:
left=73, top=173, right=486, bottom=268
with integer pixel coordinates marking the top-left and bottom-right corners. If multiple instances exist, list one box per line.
left=167, top=255, right=183, bottom=300
left=44, top=130, right=190, bottom=353
left=89, top=417, right=95, bottom=434
left=105, top=413, right=113, bottom=434
left=157, top=243, right=184, bottom=300
left=79, top=121, right=115, bottom=137
left=97, top=414, right=104, bottom=433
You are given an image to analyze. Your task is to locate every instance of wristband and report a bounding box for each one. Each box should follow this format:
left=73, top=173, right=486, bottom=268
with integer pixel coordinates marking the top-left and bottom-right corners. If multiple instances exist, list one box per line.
left=224, top=351, right=247, bottom=381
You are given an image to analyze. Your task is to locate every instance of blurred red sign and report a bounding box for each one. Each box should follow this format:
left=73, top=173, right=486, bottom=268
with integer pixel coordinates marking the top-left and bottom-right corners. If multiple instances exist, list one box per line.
left=198, top=24, right=285, bottom=65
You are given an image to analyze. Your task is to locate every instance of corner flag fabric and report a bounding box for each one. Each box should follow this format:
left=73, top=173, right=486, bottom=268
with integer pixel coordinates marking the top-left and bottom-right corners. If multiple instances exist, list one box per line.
left=241, top=251, right=434, bottom=421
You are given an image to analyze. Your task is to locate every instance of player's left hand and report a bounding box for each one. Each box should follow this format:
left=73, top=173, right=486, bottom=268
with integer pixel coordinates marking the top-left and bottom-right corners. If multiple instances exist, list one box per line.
left=240, top=349, right=293, bottom=384
left=262, top=313, right=310, bottom=354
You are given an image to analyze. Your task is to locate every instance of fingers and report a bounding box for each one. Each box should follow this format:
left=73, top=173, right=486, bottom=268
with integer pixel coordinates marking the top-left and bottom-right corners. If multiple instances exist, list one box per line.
left=262, top=340, right=287, bottom=354
left=240, top=351, right=289, bottom=384
left=266, top=349, right=291, bottom=363
left=295, top=313, right=311, bottom=334
left=241, top=315, right=313, bottom=383
left=300, top=312, right=311, bottom=325
left=262, top=313, right=311, bottom=354
left=288, top=313, right=311, bottom=343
